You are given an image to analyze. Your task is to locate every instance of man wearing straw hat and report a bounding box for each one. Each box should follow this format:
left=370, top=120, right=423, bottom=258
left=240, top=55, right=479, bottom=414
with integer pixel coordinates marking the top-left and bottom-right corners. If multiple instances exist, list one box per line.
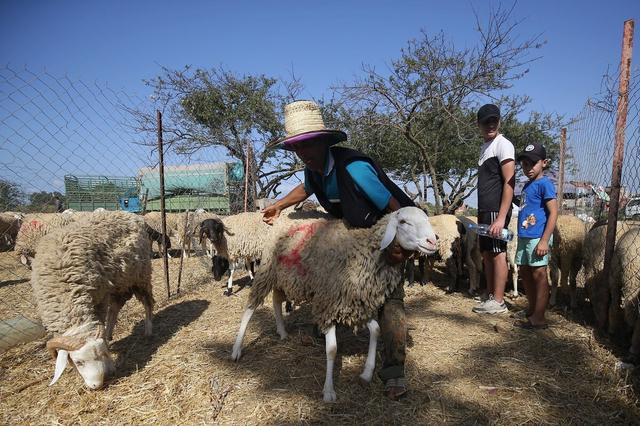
left=263, top=100, right=416, bottom=400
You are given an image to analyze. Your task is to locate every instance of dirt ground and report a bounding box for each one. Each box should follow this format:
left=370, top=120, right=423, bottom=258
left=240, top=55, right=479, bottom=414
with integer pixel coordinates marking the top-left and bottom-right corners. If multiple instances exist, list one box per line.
left=1, top=251, right=639, bottom=425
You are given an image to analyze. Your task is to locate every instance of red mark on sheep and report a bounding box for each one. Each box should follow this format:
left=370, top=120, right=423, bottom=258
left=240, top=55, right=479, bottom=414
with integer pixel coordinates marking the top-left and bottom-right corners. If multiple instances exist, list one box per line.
left=277, top=222, right=321, bottom=277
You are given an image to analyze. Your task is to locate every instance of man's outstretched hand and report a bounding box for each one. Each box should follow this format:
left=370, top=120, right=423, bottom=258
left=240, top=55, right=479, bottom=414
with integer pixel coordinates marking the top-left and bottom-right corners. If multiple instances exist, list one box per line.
left=262, top=204, right=281, bottom=225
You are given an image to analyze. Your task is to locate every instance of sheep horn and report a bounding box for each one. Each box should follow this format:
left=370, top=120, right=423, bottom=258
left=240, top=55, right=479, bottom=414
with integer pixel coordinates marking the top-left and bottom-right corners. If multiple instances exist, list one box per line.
left=46, top=336, right=85, bottom=359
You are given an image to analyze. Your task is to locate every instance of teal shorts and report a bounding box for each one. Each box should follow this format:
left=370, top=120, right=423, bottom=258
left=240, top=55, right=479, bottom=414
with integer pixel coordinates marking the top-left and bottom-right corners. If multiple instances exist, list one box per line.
left=515, top=235, right=553, bottom=267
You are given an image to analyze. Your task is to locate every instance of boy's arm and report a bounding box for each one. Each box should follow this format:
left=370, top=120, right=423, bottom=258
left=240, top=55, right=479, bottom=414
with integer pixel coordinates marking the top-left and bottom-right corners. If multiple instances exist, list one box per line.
left=489, top=159, right=515, bottom=237
left=535, top=198, right=558, bottom=257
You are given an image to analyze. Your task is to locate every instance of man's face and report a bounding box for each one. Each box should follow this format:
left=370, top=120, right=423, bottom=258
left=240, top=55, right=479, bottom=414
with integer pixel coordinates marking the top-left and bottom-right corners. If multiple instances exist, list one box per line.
left=478, top=117, right=500, bottom=141
left=292, top=138, right=327, bottom=172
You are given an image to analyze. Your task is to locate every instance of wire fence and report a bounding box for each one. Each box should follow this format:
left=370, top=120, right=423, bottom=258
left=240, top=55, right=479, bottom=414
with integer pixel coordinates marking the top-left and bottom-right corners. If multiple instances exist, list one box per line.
left=0, top=65, right=260, bottom=351
left=564, top=69, right=640, bottom=224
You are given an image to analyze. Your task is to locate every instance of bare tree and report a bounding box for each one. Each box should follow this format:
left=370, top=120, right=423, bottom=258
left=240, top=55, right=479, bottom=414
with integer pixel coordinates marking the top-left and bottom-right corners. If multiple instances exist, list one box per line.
left=126, top=66, right=305, bottom=202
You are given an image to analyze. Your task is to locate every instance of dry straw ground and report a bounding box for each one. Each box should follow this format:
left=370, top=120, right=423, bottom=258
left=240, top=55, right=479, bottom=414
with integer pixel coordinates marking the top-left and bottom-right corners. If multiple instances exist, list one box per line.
left=1, top=250, right=639, bottom=425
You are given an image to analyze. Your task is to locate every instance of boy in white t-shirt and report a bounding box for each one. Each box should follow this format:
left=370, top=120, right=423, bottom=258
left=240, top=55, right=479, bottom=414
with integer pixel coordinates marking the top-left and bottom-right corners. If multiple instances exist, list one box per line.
left=472, top=104, right=516, bottom=315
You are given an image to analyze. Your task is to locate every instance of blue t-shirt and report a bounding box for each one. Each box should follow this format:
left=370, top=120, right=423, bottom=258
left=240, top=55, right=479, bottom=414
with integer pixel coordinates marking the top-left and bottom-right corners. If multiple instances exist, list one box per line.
left=304, top=155, right=392, bottom=211
left=518, top=176, right=556, bottom=238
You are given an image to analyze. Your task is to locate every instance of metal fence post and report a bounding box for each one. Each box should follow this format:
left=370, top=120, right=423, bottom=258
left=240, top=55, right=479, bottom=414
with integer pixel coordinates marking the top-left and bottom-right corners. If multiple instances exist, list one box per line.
left=558, top=127, right=567, bottom=213
left=599, top=19, right=634, bottom=330
left=157, top=110, right=171, bottom=299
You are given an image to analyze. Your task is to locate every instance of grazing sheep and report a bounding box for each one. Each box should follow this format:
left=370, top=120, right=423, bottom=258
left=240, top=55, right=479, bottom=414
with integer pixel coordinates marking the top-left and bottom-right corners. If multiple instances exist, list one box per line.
left=609, top=227, right=640, bottom=363
left=206, top=212, right=271, bottom=296
left=31, top=211, right=154, bottom=389
left=231, top=207, right=437, bottom=402
left=15, top=214, right=76, bottom=268
left=549, top=215, right=588, bottom=308
left=0, top=212, right=23, bottom=251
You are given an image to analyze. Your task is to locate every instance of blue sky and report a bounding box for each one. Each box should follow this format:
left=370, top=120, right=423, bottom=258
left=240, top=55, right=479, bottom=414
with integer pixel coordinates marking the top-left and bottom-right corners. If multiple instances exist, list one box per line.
left=1, top=0, right=638, bottom=203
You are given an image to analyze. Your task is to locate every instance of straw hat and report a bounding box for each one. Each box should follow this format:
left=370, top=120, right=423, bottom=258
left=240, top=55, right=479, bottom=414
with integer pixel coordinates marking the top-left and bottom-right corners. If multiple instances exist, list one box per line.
left=270, top=100, right=347, bottom=150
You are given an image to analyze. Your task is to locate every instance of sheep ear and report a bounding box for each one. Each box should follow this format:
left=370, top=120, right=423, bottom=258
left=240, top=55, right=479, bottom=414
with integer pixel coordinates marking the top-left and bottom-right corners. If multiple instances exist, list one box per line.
left=224, top=227, right=235, bottom=236
left=380, top=212, right=399, bottom=251
left=50, top=350, right=69, bottom=386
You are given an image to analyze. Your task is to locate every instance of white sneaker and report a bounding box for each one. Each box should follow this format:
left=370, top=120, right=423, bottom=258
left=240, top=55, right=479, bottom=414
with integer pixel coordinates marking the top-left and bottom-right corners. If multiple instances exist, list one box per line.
left=472, top=295, right=508, bottom=314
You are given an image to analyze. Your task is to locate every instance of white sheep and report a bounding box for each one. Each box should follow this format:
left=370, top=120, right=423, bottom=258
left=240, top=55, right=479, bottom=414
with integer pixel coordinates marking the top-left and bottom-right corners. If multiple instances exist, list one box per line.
left=609, top=226, right=640, bottom=363
left=549, top=215, right=587, bottom=308
left=15, top=213, right=76, bottom=268
left=231, top=207, right=437, bottom=402
left=208, top=212, right=271, bottom=296
left=423, top=214, right=463, bottom=291
left=30, top=211, right=154, bottom=390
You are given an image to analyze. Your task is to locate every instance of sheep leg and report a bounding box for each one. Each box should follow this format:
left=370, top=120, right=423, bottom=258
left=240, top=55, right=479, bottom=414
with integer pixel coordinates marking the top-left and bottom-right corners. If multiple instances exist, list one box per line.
left=511, top=263, right=519, bottom=298
left=628, top=316, right=640, bottom=363
left=405, top=260, right=415, bottom=287
left=272, top=289, right=288, bottom=340
left=323, top=325, right=337, bottom=402
left=246, top=259, right=255, bottom=281
left=133, top=288, right=154, bottom=337
left=224, top=267, right=235, bottom=296
left=359, top=319, right=380, bottom=384
left=105, top=299, right=125, bottom=341
left=418, top=256, right=427, bottom=286
left=549, top=259, right=559, bottom=306
left=231, top=307, right=256, bottom=361
left=569, top=256, right=581, bottom=309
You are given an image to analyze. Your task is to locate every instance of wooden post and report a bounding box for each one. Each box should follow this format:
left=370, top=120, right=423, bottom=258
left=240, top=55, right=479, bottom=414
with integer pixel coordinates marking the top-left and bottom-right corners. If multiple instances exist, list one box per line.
left=157, top=110, right=171, bottom=299
left=176, top=210, right=190, bottom=294
left=557, top=128, right=567, bottom=213
left=141, top=188, right=149, bottom=215
left=598, top=19, right=634, bottom=330
left=243, top=144, right=250, bottom=213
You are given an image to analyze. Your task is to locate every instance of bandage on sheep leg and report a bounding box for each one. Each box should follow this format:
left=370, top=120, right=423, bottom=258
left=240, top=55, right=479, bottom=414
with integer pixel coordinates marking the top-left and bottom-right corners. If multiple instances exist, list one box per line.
left=323, top=325, right=337, bottom=402
left=231, top=307, right=255, bottom=361
left=272, top=289, right=288, bottom=340
left=359, top=319, right=380, bottom=383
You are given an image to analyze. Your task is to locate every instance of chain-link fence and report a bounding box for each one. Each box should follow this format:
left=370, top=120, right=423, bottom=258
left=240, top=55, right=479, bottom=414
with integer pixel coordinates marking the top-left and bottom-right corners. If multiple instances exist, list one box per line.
left=564, top=69, right=640, bottom=224
left=0, top=65, right=261, bottom=351
left=561, top=21, right=640, bottom=347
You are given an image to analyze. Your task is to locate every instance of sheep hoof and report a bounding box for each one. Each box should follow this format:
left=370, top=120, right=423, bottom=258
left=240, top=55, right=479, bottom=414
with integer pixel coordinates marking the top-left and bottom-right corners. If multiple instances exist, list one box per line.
left=231, top=347, right=242, bottom=361
left=358, top=373, right=373, bottom=385
left=323, top=390, right=337, bottom=402
left=277, top=330, right=288, bottom=340
left=224, top=289, right=233, bottom=297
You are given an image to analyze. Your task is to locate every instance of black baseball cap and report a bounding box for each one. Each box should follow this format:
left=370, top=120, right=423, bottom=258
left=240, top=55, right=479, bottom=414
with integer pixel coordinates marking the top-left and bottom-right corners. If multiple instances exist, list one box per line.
left=477, top=104, right=500, bottom=123
left=517, top=143, right=547, bottom=163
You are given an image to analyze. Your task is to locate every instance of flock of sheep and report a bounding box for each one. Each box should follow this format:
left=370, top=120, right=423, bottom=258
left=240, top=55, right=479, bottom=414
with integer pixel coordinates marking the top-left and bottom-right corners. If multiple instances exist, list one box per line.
left=0, top=205, right=638, bottom=401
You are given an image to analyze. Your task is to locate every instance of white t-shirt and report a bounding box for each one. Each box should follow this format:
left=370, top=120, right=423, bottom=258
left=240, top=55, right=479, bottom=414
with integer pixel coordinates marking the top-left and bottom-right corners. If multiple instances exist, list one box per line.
left=478, top=134, right=515, bottom=167
left=477, top=134, right=515, bottom=212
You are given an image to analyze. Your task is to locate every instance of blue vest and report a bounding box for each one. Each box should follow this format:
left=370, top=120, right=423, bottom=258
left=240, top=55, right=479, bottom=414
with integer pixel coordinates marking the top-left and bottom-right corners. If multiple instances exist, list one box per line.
left=304, top=147, right=415, bottom=228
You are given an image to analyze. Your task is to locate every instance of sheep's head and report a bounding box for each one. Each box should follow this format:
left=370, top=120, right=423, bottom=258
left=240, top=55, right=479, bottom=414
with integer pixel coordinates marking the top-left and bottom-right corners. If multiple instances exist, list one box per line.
left=212, top=255, right=230, bottom=281
left=199, top=218, right=229, bottom=246
left=47, top=328, right=114, bottom=390
left=380, top=207, right=438, bottom=263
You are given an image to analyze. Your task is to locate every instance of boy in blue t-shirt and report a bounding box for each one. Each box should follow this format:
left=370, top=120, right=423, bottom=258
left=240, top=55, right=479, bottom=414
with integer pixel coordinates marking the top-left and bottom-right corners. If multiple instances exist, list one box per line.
left=515, top=143, right=558, bottom=329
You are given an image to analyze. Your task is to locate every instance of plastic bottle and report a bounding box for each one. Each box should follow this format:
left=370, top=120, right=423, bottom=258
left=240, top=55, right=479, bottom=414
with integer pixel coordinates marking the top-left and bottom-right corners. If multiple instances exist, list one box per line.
left=467, top=223, right=514, bottom=242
